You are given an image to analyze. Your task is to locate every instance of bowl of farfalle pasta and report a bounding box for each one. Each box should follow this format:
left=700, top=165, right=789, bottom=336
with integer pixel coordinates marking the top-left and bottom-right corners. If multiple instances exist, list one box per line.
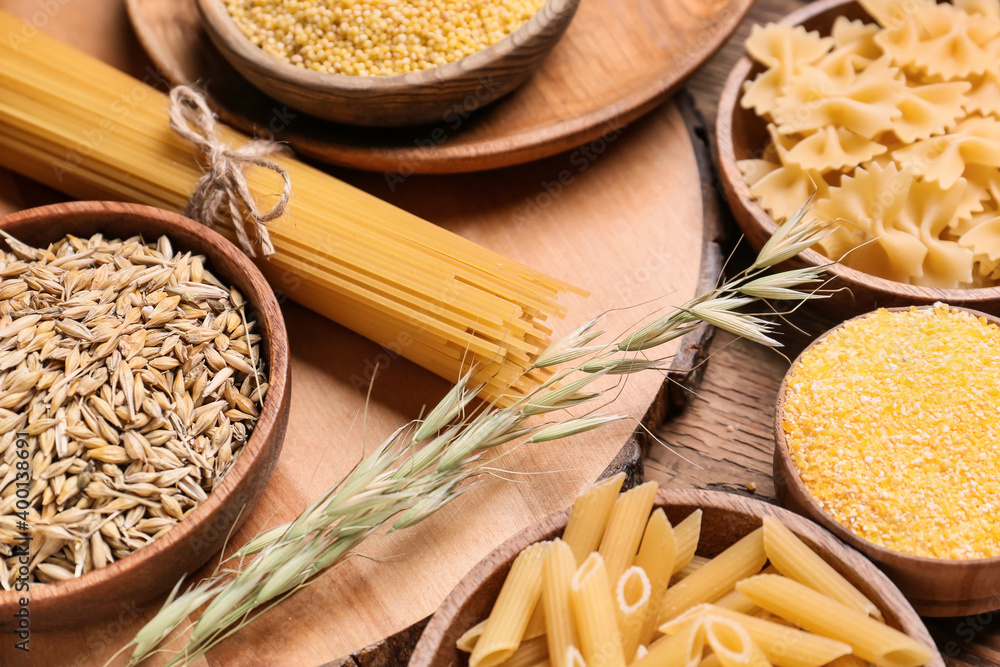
left=718, top=0, right=1000, bottom=314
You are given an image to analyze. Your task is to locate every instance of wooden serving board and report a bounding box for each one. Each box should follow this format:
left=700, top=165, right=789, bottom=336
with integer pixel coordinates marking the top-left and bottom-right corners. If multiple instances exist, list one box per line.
left=0, top=3, right=717, bottom=665
left=124, top=0, right=752, bottom=173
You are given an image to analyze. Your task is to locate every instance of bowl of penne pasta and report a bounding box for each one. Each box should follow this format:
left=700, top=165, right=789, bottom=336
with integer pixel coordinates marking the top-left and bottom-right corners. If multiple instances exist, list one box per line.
left=410, top=478, right=943, bottom=667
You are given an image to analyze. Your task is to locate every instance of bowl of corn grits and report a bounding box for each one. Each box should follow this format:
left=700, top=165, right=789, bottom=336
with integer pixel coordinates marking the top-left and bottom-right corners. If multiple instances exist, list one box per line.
left=196, top=0, right=582, bottom=127
left=774, top=304, right=1000, bottom=617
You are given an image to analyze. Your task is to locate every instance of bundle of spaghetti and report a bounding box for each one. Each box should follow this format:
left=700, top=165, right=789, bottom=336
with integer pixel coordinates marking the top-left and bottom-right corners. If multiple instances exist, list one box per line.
left=0, top=10, right=584, bottom=401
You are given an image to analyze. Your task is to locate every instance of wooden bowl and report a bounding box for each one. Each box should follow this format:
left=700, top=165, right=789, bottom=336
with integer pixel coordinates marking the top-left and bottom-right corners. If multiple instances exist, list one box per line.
left=0, top=201, right=290, bottom=630
left=410, top=487, right=943, bottom=667
left=195, top=0, right=582, bottom=127
left=774, top=306, right=1000, bottom=617
left=716, top=0, right=1000, bottom=316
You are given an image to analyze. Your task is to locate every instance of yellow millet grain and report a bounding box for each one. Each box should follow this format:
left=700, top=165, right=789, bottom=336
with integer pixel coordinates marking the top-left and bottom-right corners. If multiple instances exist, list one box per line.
left=224, top=0, right=547, bottom=76
left=782, top=305, right=1000, bottom=560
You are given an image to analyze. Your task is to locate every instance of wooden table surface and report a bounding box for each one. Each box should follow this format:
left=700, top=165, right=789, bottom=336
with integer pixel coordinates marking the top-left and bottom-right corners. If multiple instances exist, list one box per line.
left=2, top=0, right=999, bottom=665
left=649, top=1, right=1000, bottom=665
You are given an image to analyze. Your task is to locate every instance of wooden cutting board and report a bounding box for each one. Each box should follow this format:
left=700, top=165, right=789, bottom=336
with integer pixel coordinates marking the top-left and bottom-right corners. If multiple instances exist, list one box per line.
left=0, top=2, right=713, bottom=665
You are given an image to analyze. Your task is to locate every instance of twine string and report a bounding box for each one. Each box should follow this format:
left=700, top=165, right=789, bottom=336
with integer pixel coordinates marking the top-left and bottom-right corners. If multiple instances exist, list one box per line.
left=167, top=85, right=290, bottom=258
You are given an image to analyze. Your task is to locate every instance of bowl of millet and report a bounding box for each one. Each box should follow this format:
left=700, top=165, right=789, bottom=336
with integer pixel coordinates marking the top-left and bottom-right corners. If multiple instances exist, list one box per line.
left=196, top=0, right=583, bottom=127
left=774, top=304, right=1000, bottom=617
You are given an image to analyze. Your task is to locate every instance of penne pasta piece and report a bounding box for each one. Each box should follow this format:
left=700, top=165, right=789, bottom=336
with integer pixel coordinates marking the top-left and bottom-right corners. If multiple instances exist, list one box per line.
left=562, top=472, right=625, bottom=565
left=570, top=553, right=627, bottom=667
left=735, top=575, right=934, bottom=667
left=672, top=510, right=703, bottom=575
left=562, top=473, right=626, bottom=565
left=471, top=541, right=550, bottom=667
left=673, top=555, right=711, bottom=583
left=700, top=656, right=723, bottom=667
left=524, top=607, right=547, bottom=641
left=658, top=528, right=767, bottom=624
left=497, top=636, right=549, bottom=667
left=762, top=518, right=883, bottom=621
left=825, top=657, right=870, bottom=667
left=566, top=646, right=587, bottom=667
left=633, top=508, right=677, bottom=649
left=702, top=614, right=772, bottom=667
left=713, top=590, right=759, bottom=616
left=631, top=620, right=705, bottom=667
left=615, top=565, right=651, bottom=661
left=660, top=605, right=852, bottom=667
left=458, top=621, right=486, bottom=652
left=543, top=539, right=580, bottom=667
left=599, top=481, right=659, bottom=587
left=464, top=602, right=546, bottom=652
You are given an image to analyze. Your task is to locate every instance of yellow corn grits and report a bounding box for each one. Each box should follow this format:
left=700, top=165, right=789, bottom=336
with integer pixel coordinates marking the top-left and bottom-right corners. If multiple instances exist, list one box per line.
left=224, top=0, right=547, bottom=76
left=783, top=305, right=1000, bottom=560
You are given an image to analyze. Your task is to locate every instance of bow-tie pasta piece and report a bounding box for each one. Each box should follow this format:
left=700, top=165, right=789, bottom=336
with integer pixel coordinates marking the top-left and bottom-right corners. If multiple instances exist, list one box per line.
left=893, top=115, right=1000, bottom=188
left=773, top=55, right=905, bottom=138
left=876, top=2, right=1000, bottom=80
left=739, top=124, right=833, bottom=221
left=832, top=15, right=883, bottom=53
left=737, top=159, right=779, bottom=188
left=859, top=0, right=934, bottom=29
left=896, top=178, right=975, bottom=287
left=964, top=72, right=1000, bottom=117
left=954, top=0, right=1000, bottom=17
left=940, top=163, right=1000, bottom=222
left=964, top=163, right=1000, bottom=204
left=810, top=163, right=928, bottom=283
left=740, top=160, right=830, bottom=223
left=958, top=209, right=1000, bottom=275
left=784, top=126, right=887, bottom=172
left=890, top=81, right=971, bottom=143
left=741, top=24, right=834, bottom=116
left=814, top=17, right=883, bottom=84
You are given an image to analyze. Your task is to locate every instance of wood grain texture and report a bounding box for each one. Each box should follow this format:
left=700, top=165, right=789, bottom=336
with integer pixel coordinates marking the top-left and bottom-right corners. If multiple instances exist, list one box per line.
left=125, top=0, right=753, bottom=172
left=410, top=488, right=944, bottom=667
left=195, top=0, right=581, bottom=127
left=0, top=202, right=291, bottom=631
left=651, top=0, right=1000, bottom=663
left=773, top=306, right=1000, bottom=618
left=715, top=0, right=1000, bottom=316
left=0, top=3, right=711, bottom=664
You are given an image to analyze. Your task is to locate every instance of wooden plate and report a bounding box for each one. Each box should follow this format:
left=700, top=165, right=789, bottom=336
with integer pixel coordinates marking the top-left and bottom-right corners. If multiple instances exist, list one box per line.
left=410, top=487, right=944, bottom=667
left=716, top=0, right=1000, bottom=316
left=195, top=0, right=582, bottom=127
left=125, top=0, right=752, bottom=173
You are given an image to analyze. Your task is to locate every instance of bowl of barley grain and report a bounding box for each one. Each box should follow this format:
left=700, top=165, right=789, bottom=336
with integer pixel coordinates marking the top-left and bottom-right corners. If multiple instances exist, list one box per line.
left=0, top=201, right=290, bottom=630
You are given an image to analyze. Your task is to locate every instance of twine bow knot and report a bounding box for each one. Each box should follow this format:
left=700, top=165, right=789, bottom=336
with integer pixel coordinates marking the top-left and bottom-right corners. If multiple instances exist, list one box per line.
left=168, top=85, right=290, bottom=258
